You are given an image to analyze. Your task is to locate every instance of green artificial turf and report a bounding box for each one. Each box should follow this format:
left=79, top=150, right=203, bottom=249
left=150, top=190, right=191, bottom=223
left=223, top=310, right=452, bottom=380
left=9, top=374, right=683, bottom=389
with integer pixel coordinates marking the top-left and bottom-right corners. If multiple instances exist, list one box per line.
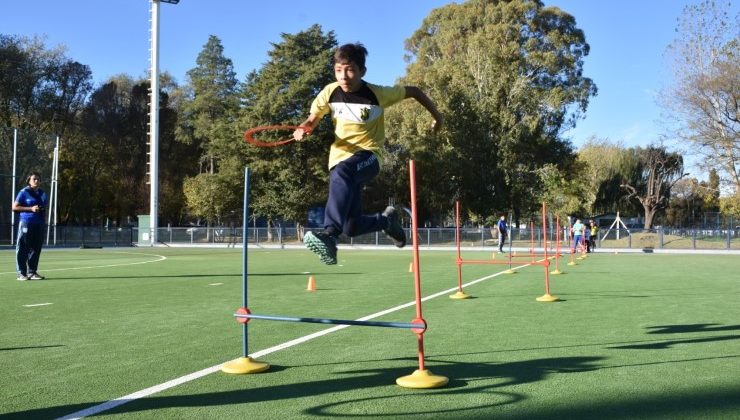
left=1, top=248, right=739, bottom=419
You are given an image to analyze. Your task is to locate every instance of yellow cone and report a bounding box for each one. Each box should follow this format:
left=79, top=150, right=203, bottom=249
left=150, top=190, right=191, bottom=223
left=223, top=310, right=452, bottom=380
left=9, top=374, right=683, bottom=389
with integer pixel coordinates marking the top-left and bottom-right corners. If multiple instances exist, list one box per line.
left=396, top=369, right=448, bottom=389
left=536, top=293, right=561, bottom=302
left=221, top=357, right=270, bottom=374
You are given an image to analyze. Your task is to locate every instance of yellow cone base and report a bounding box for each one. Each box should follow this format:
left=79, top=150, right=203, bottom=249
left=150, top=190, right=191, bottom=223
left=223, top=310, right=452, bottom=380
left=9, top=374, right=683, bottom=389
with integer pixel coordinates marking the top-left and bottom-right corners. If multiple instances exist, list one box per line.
left=503, top=269, right=517, bottom=274
left=449, top=290, right=471, bottom=299
left=567, top=261, right=577, bottom=266
left=536, top=293, right=560, bottom=302
left=221, top=357, right=270, bottom=374
left=396, top=369, right=449, bottom=389
left=550, top=269, right=563, bottom=275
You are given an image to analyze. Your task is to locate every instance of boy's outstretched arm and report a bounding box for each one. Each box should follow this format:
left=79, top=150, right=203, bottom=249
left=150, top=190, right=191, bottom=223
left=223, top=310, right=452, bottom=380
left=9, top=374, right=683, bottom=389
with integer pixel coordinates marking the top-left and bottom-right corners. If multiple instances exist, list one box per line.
left=405, top=86, right=444, bottom=133
left=293, top=114, right=320, bottom=141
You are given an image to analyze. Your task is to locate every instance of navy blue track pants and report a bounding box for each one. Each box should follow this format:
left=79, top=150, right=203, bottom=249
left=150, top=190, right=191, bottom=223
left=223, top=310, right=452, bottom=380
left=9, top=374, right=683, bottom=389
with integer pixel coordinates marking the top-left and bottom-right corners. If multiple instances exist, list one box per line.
left=324, top=151, right=386, bottom=238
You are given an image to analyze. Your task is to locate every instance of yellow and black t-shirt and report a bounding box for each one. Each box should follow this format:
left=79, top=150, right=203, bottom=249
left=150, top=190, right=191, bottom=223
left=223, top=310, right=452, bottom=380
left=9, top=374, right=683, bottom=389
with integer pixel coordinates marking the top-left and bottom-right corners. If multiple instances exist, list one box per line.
left=310, top=81, right=406, bottom=169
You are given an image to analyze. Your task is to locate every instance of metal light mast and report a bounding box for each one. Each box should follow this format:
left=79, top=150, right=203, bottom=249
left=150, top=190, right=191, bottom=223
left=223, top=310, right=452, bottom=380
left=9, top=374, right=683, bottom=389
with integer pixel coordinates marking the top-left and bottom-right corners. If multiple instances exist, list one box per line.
left=149, top=0, right=179, bottom=245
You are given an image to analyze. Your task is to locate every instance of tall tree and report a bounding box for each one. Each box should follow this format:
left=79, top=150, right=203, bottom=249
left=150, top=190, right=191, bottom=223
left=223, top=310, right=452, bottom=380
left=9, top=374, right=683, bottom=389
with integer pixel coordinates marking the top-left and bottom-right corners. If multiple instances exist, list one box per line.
left=0, top=35, right=92, bottom=135
left=237, top=25, right=337, bottom=229
left=0, top=35, right=93, bottom=226
left=662, top=1, right=739, bottom=193
left=178, top=35, right=239, bottom=175
left=177, top=35, right=240, bottom=226
left=158, top=74, right=201, bottom=226
left=390, top=0, right=596, bottom=224
left=620, top=145, right=688, bottom=230
left=72, top=76, right=147, bottom=224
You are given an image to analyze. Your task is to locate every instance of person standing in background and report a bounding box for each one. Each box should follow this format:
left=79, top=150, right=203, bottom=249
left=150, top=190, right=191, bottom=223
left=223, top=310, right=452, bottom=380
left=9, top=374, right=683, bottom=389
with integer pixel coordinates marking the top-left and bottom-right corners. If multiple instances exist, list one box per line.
left=13, top=172, right=48, bottom=281
left=571, top=218, right=585, bottom=253
left=497, top=215, right=508, bottom=253
left=589, top=219, right=599, bottom=252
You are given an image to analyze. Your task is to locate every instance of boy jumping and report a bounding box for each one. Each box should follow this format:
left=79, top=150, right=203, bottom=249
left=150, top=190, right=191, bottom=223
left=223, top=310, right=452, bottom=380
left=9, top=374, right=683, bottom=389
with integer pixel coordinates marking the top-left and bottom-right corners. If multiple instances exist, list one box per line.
left=293, top=43, right=443, bottom=264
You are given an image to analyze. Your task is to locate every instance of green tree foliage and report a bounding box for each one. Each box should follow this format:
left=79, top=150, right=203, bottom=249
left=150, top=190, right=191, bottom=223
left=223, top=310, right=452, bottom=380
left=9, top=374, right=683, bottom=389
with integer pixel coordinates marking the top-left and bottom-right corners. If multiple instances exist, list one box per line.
left=177, top=35, right=240, bottom=223
left=719, top=192, right=740, bottom=217
left=667, top=174, right=723, bottom=227
left=0, top=35, right=92, bottom=135
left=237, top=25, right=337, bottom=226
left=177, top=35, right=239, bottom=175
left=0, top=35, right=93, bottom=226
left=577, top=138, right=638, bottom=215
left=536, top=163, right=588, bottom=220
left=182, top=173, right=238, bottom=225
left=389, top=0, right=596, bottom=225
left=67, top=74, right=190, bottom=225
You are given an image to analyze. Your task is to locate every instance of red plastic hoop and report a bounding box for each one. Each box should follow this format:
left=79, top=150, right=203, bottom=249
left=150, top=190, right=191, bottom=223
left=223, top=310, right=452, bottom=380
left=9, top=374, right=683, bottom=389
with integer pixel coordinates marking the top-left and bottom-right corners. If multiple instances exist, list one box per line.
left=243, top=125, right=311, bottom=147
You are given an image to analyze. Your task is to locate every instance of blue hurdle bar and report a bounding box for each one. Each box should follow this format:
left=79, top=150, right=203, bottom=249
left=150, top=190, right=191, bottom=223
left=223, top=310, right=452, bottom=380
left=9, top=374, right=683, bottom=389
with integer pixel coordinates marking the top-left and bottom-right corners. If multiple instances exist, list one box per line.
left=235, top=313, right=424, bottom=330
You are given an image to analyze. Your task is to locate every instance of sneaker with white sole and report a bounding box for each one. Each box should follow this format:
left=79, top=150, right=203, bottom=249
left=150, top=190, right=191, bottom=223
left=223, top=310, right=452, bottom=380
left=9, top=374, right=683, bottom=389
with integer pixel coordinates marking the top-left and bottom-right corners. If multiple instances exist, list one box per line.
left=28, top=273, right=45, bottom=280
left=17, top=274, right=29, bottom=281
left=304, top=231, right=338, bottom=265
left=382, top=206, right=406, bottom=248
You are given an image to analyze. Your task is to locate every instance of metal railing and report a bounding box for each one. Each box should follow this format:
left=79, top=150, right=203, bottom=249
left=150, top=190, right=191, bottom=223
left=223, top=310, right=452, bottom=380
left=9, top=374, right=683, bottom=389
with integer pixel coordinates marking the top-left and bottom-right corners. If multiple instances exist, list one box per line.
left=1, top=225, right=738, bottom=250
left=142, top=226, right=740, bottom=250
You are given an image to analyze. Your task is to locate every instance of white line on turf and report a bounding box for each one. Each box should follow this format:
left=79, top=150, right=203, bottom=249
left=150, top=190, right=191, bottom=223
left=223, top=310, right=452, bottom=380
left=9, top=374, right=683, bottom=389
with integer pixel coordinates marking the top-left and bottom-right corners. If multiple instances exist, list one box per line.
left=208, top=283, right=224, bottom=286
left=1, top=252, right=167, bottom=277
left=58, top=261, right=533, bottom=420
left=23, top=303, right=53, bottom=307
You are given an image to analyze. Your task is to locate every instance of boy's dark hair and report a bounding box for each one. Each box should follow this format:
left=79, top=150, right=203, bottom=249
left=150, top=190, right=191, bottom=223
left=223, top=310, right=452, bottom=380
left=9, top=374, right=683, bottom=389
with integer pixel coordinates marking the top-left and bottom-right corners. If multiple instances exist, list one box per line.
left=333, top=43, right=368, bottom=69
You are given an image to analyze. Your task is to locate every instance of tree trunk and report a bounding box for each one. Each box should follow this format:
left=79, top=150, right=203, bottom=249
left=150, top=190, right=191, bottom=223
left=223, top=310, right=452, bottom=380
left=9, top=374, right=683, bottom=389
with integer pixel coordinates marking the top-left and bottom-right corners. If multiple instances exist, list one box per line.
left=643, top=207, right=657, bottom=231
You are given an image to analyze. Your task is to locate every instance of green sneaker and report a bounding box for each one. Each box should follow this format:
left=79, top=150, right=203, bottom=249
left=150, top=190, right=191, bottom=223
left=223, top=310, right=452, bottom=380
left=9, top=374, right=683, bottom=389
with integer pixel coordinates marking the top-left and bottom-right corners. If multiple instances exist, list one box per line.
left=304, top=231, right=338, bottom=265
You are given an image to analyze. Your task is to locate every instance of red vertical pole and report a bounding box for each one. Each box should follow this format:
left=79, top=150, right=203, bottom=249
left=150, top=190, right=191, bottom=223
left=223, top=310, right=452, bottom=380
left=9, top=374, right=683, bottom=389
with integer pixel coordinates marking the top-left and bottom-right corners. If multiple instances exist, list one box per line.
left=409, top=160, right=425, bottom=371
left=542, top=202, right=551, bottom=295
left=530, top=221, right=535, bottom=259
left=555, top=216, right=561, bottom=272
left=455, top=201, right=463, bottom=292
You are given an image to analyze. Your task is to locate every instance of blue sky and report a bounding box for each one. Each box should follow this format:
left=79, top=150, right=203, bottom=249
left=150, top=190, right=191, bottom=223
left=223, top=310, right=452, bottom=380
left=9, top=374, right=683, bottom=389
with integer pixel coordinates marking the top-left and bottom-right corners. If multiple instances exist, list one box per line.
left=2, top=0, right=726, bottom=179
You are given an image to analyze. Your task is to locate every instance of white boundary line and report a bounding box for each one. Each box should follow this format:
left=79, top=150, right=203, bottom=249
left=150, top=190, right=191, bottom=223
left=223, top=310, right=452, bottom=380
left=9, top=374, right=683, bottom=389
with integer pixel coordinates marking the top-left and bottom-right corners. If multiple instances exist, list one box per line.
left=58, top=261, right=533, bottom=420
left=2, top=251, right=167, bottom=277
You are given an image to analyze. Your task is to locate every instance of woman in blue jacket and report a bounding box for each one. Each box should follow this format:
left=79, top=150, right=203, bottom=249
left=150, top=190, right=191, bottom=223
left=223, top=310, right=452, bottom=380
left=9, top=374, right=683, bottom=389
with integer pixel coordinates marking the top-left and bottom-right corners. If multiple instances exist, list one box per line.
left=13, top=172, right=49, bottom=281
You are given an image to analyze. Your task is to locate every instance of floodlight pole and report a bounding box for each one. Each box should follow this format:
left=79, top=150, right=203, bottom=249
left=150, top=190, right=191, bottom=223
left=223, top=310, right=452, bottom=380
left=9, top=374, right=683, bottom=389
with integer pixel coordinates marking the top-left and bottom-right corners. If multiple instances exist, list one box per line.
left=149, top=0, right=179, bottom=246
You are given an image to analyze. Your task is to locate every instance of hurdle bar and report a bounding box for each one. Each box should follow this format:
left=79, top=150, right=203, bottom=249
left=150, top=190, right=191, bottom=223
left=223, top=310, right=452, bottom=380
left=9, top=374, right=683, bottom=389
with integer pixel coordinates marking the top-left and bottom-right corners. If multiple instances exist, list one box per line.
left=234, top=310, right=425, bottom=331
left=454, top=201, right=560, bottom=302
left=223, top=162, right=448, bottom=388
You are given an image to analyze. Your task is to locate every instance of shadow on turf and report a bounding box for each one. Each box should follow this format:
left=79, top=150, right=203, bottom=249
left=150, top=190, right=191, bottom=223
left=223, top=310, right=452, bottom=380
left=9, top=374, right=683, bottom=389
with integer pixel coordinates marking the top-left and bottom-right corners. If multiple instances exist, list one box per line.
left=3, top=356, right=598, bottom=419
left=610, top=334, right=740, bottom=349
left=0, top=345, right=64, bottom=352
left=607, top=323, right=740, bottom=349
left=303, top=383, right=740, bottom=419
left=7, top=353, right=740, bottom=419
left=645, top=323, right=740, bottom=334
